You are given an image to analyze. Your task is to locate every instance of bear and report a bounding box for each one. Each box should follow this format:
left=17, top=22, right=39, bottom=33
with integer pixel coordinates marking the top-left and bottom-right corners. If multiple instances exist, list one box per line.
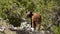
left=26, top=11, right=41, bottom=31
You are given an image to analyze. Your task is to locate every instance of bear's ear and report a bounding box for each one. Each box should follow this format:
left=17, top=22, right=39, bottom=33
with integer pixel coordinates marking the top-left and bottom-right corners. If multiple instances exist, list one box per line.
left=26, top=10, right=28, bottom=13
left=30, top=11, right=32, bottom=14
left=26, top=11, right=27, bottom=13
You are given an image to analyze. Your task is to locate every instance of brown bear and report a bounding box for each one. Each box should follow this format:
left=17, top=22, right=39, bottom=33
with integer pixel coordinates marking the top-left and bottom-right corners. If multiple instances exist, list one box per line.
left=26, top=11, right=41, bottom=31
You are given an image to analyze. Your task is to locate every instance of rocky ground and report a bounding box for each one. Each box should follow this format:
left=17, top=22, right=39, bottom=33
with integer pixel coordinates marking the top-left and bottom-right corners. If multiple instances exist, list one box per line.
left=0, top=18, right=55, bottom=34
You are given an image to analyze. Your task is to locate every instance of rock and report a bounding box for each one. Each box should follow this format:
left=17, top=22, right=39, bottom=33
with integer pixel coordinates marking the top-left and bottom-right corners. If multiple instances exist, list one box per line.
left=40, top=30, right=45, bottom=34
left=0, top=25, right=5, bottom=32
left=16, top=30, right=31, bottom=34
left=46, top=30, right=50, bottom=34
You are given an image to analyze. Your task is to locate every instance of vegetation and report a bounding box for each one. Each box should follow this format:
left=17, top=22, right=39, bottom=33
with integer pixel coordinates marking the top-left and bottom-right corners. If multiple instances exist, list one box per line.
left=0, top=0, right=60, bottom=34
